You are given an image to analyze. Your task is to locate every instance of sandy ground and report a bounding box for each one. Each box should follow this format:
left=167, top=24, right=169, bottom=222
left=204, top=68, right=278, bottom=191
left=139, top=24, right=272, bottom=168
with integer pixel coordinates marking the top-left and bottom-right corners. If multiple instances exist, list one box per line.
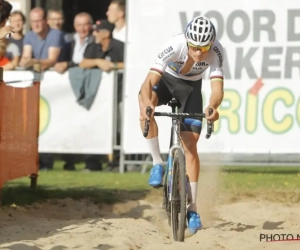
left=0, top=167, right=299, bottom=250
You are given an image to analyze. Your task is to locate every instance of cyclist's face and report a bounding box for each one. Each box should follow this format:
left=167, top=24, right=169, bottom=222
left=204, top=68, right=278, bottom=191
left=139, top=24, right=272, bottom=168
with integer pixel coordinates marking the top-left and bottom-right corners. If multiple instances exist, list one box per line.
left=188, top=45, right=210, bottom=62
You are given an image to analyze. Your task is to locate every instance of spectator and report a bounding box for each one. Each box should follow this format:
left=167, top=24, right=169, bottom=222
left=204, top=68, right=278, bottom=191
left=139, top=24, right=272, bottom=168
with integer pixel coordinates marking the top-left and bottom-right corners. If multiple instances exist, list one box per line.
left=0, top=0, right=14, bottom=40
left=106, top=0, right=126, bottom=43
left=78, top=19, right=124, bottom=171
left=106, top=1, right=127, bottom=170
left=8, top=11, right=25, bottom=56
left=3, top=38, right=20, bottom=69
left=0, top=41, right=14, bottom=70
left=47, top=9, right=64, bottom=31
left=46, top=9, right=72, bottom=63
left=54, top=12, right=94, bottom=171
left=19, top=7, right=65, bottom=71
left=47, top=9, right=72, bottom=41
left=54, top=12, right=94, bottom=74
left=80, top=19, right=124, bottom=71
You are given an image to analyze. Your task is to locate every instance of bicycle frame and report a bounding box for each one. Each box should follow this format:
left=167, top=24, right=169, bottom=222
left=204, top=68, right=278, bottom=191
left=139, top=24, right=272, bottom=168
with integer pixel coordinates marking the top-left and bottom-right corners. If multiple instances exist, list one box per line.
left=143, top=103, right=214, bottom=200
left=166, top=102, right=186, bottom=201
left=143, top=101, right=214, bottom=240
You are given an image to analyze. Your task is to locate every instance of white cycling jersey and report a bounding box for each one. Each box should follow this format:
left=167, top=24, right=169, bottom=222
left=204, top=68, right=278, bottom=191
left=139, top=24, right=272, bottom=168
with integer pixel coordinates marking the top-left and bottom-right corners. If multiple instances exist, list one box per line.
left=150, top=33, right=224, bottom=81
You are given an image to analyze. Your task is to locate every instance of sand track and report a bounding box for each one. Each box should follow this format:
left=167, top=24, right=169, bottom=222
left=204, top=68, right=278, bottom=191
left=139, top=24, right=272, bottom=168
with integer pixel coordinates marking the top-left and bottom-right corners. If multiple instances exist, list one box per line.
left=1, top=167, right=299, bottom=250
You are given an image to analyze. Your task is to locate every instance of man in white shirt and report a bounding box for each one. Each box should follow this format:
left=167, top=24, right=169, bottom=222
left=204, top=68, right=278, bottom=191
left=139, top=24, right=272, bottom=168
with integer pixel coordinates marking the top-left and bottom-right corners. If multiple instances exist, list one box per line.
left=106, top=0, right=126, bottom=43
left=54, top=12, right=94, bottom=73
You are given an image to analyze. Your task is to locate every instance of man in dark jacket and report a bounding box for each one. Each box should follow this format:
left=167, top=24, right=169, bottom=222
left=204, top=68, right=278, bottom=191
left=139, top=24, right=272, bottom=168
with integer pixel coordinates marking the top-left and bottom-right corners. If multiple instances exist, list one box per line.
left=79, top=19, right=124, bottom=71
left=80, top=19, right=124, bottom=171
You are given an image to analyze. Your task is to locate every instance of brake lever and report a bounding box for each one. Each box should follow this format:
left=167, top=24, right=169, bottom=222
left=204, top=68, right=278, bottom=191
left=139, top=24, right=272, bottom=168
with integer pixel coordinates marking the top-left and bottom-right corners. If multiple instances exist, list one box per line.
left=205, top=108, right=214, bottom=139
left=143, top=106, right=152, bottom=137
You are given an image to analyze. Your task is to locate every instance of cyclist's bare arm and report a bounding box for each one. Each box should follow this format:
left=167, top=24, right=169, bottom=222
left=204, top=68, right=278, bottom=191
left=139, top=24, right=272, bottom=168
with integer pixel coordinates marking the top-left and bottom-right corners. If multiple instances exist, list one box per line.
left=140, top=71, right=162, bottom=120
left=206, top=79, right=224, bottom=119
left=206, top=41, right=225, bottom=121
left=205, top=77, right=224, bottom=121
left=140, top=36, right=179, bottom=119
left=209, top=74, right=224, bottom=108
left=140, top=71, right=161, bottom=104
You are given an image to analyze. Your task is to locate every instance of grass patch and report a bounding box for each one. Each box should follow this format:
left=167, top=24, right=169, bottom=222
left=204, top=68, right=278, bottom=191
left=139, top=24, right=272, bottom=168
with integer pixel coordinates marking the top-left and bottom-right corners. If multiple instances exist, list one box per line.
left=1, top=163, right=300, bottom=206
left=220, top=166, right=300, bottom=190
left=1, top=161, right=150, bottom=206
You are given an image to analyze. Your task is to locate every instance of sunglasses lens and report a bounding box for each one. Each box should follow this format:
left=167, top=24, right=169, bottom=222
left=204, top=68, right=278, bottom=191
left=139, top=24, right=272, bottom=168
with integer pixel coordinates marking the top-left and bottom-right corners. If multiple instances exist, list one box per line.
left=200, top=45, right=210, bottom=52
left=188, top=43, right=211, bottom=52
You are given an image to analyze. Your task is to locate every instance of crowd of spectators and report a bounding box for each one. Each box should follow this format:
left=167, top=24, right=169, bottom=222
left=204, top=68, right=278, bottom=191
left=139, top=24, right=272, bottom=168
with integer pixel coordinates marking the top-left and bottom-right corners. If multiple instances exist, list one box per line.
left=2, top=0, right=127, bottom=171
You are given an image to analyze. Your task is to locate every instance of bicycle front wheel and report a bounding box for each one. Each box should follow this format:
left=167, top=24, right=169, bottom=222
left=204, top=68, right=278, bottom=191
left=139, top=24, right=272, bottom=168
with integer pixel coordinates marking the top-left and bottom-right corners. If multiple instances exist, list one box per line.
left=170, top=149, right=187, bottom=242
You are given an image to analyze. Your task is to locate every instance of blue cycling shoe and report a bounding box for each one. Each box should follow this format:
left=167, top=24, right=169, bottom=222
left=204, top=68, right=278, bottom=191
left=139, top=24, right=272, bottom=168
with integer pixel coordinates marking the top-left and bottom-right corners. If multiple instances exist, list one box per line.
left=187, top=211, right=202, bottom=234
left=148, top=164, right=164, bottom=187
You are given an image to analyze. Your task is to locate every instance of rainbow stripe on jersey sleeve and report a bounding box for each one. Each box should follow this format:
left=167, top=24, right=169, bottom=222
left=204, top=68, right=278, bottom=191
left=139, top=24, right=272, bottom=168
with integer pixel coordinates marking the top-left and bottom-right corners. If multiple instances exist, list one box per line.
left=210, top=69, right=224, bottom=82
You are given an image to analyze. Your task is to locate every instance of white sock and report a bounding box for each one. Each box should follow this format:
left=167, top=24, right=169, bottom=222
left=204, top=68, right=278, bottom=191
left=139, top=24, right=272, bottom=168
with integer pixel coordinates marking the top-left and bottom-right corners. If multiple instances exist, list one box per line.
left=146, top=137, right=163, bottom=165
left=187, top=182, right=198, bottom=212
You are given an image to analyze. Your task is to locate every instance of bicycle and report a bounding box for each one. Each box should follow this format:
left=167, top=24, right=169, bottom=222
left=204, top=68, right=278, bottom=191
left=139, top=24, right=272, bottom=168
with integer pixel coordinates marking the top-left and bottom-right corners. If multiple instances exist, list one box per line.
left=143, top=98, right=214, bottom=242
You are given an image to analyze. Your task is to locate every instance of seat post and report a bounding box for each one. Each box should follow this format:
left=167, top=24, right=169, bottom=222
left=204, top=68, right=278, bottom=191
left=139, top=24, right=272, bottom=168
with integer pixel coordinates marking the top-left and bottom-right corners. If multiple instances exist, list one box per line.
left=168, top=98, right=179, bottom=113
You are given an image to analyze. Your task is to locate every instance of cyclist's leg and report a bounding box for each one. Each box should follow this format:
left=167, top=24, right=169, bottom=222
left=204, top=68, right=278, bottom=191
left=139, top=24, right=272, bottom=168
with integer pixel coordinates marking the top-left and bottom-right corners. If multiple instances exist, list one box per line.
left=180, top=130, right=201, bottom=233
left=180, top=131, right=200, bottom=208
left=138, top=74, right=172, bottom=186
left=173, top=77, right=203, bottom=233
left=138, top=92, right=163, bottom=176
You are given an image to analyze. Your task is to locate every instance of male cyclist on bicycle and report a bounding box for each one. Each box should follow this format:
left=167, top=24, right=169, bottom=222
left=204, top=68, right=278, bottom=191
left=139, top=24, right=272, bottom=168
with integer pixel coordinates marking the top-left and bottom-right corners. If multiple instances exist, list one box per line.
left=138, top=16, right=224, bottom=234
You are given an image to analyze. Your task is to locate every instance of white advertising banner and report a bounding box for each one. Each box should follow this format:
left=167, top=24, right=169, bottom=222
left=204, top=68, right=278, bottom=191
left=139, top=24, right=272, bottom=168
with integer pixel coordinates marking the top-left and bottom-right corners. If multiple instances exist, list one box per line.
left=123, top=0, right=300, bottom=154
left=3, top=70, right=114, bottom=154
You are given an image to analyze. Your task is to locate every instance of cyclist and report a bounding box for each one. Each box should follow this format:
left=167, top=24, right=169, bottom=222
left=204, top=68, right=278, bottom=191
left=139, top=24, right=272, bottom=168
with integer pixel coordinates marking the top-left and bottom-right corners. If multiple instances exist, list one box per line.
left=138, top=16, right=224, bottom=234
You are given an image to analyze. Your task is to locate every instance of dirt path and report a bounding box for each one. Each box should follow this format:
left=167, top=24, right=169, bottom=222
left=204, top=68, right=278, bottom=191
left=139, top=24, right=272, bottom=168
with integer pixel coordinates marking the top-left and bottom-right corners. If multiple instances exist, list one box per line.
left=0, top=167, right=299, bottom=250
left=0, top=197, right=299, bottom=250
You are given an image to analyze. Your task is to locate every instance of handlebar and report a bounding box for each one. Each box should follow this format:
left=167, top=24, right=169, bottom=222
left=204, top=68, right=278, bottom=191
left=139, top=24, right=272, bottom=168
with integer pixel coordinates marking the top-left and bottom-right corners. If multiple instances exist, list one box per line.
left=143, top=106, right=214, bottom=139
left=205, top=108, right=214, bottom=139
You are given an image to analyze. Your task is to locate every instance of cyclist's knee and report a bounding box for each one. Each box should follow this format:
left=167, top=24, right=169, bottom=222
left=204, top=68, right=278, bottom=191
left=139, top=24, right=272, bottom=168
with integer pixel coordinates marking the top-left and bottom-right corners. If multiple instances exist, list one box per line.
left=180, top=131, right=199, bottom=154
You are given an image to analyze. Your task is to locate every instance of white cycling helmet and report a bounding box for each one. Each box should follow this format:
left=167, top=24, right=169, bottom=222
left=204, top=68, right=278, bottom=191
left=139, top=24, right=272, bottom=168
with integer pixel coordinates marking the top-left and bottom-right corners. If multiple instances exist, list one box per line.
left=185, top=16, right=216, bottom=46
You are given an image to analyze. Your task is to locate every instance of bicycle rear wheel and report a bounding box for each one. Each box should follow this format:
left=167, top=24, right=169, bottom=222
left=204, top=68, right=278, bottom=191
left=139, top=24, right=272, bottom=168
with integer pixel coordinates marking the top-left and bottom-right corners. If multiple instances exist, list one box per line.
left=170, top=149, right=187, bottom=242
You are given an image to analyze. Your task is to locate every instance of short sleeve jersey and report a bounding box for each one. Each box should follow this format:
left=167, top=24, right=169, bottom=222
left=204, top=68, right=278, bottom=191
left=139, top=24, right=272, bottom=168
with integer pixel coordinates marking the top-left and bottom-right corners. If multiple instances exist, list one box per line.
left=150, top=33, right=224, bottom=81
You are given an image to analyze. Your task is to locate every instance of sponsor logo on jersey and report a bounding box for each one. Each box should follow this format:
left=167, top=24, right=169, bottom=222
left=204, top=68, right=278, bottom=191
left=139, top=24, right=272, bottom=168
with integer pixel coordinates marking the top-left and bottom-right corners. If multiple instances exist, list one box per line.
left=193, top=67, right=203, bottom=70
left=193, top=62, right=209, bottom=71
left=168, top=62, right=180, bottom=73
left=213, top=46, right=223, bottom=67
left=158, top=46, right=174, bottom=59
left=161, top=51, right=175, bottom=61
left=195, top=62, right=208, bottom=66
left=153, top=61, right=164, bottom=67
left=174, top=61, right=184, bottom=67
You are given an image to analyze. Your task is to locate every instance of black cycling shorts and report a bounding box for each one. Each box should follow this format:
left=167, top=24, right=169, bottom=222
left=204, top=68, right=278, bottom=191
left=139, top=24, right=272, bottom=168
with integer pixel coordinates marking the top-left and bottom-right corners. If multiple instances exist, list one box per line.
left=152, top=72, right=203, bottom=134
